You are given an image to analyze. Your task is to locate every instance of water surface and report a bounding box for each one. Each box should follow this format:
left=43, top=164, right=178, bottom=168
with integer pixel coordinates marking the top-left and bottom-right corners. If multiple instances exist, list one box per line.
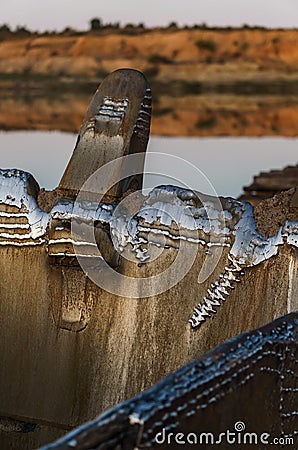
left=0, top=131, right=297, bottom=198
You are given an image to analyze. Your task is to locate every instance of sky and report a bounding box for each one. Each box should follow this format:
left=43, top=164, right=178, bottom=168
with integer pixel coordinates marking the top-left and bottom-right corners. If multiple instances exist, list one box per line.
left=1, top=0, right=297, bottom=32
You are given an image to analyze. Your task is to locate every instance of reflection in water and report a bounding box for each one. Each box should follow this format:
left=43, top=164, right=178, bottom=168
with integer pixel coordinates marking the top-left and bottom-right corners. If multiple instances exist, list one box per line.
left=0, top=130, right=297, bottom=198
left=0, top=93, right=297, bottom=137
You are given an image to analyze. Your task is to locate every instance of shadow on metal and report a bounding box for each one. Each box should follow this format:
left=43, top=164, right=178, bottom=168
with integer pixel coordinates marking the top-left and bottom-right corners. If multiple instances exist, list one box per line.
left=40, top=313, right=298, bottom=449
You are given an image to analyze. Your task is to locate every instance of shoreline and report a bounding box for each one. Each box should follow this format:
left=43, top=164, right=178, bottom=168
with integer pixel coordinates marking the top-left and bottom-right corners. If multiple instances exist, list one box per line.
left=0, top=88, right=297, bottom=137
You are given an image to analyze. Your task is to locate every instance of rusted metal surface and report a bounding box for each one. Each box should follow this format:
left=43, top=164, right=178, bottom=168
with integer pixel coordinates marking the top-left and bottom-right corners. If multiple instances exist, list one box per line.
left=58, top=68, right=151, bottom=203
left=40, top=313, right=298, bottom=449
left=49, top=68, right=151, bottom=331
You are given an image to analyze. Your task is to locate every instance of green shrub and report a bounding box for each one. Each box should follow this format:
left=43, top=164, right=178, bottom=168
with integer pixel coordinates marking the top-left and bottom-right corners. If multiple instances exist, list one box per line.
left=148, top=54, right=172, bottom=64
left=195, top=39, right=217, bottom=52
left=241, top=42, right=249, bottom=51
left=196, top=117, right=217, bottom=129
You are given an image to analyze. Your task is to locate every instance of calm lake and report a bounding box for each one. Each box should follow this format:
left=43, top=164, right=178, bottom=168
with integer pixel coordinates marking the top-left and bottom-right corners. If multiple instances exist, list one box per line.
left=0, top=130, right=297, bottom=198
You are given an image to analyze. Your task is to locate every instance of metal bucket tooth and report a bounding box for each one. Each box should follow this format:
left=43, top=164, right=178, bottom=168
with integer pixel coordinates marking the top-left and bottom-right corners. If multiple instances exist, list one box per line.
left=58, top=69, right=151, bottom=204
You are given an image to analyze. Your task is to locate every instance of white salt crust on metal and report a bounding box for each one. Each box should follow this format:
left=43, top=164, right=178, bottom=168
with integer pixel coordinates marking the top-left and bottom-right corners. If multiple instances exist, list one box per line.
left=0, top=169, right=48, bottom=246
left=97, top=97, right=129, bottom=121
left=1, top=170, right=298, bottom=328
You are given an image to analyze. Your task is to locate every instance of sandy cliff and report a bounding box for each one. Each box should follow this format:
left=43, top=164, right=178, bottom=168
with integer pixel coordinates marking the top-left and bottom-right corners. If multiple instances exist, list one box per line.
left=0, top=28, right=297, bottom=81
left=0, top=28, right=297, bottom=136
